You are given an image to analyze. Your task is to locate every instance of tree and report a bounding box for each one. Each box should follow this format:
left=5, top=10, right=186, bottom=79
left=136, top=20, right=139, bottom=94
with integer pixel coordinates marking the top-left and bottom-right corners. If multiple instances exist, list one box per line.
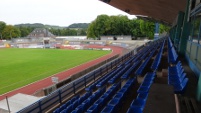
left=79, top=29, right=87, bottom=35
left=87, top=22, right=96, bottom=38
left=130, top=19, right=144, bottom=38
left=87, top=15, right=170, bottom=39
left=17, top=27, right=30, bottom=37
left=0, top=21, right=6, bottom=39
left=159, top=24, right=170, bottom=34
left=94, top=15, right=110, bottom=38
left=2, top=25, right=21, bottom=39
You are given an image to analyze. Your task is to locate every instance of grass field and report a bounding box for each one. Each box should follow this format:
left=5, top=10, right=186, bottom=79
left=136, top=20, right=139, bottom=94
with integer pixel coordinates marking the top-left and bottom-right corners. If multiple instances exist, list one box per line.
left=0, top=48, right=110, bottom=95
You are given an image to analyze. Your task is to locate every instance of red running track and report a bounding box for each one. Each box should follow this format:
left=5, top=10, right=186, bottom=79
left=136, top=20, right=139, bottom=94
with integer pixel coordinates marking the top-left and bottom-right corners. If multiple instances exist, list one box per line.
left=0, top=46, right=124, bottom=100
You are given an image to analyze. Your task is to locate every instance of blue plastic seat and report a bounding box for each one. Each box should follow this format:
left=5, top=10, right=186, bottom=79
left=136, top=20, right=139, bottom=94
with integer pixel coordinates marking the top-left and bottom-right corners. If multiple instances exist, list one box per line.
left=108, top=98, right=120, bottom=112
left=60, top=109, right=66, bottom=113
left=53, top=108, right=60, bottom=113
left=59, top=103, right=67, bottom=111
left=87, top=104, right=98, bottom=113
left=142, top=79, right=153, bottom=86
left=168, top=73, right=186, bottom=85
left=70, top=96, right=77, bottom=104
left=119, top=88, right=128, bottom=97
left=137, top=86, right=149, bottom=94
left=76, top=105, right=83, bottom=113
left=65, top=101, right=71, bottom=107
left=66, top=105, right=73, bottom=113
left=71, top=110, right=77, bottom=113
left=127, top=107, right=143, bottom=113
left=101, top=105, right=114, bottom=113
left=87, top=95, right=95, bottom=106
left=113, top=93, right=124, bottom=101
left=82, top=99, right=90, bottom=111
left=137, top=93, right=149, bottom=101
left=73, top=100, right=79, bottom=109
left=78, top=97, right=84, bottom=104
left=130, top=98, right=146, bottom=109
left=174, top=78, right=189, bottom=94
left=94, top=98, right=104, bottom=111
left=85, top=84, right=96, bottom=91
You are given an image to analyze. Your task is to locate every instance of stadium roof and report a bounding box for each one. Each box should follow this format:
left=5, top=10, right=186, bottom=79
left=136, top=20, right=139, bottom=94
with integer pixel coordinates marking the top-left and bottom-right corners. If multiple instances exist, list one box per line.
left=100, top=0, right=187, bottom=25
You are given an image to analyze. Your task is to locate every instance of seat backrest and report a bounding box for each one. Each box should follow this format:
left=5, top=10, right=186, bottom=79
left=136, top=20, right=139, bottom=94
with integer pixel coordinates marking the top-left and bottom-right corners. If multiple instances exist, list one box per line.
left=182, top=78, right=189, bottom=88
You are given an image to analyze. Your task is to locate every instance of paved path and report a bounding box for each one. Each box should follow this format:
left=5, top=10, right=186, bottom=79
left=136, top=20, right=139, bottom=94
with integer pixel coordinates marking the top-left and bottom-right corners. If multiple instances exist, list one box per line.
left=0, top=46, right=124, bottom=100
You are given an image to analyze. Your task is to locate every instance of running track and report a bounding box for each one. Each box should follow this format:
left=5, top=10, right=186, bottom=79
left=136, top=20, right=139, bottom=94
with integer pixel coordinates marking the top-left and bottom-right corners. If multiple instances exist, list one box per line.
left=0, top=46, right=124, bottom=100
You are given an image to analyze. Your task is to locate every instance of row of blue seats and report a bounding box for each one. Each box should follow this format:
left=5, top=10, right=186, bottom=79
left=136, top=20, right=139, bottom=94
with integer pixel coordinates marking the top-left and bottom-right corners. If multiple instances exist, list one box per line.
left=85, top=66, right=121, bottom=91
left=125, top=56, right=136, bottom=65
left=168, top=37, right=173, bottom=48
left=108, top=63, right=131, bottom=84
left=100, top=78, right=136, bottom=113
left=135, top=48, right=157, bottom=75
left=127, top=72, right=156, bottom=113
left=139, top=45, right=156, bottom=61
left=168, top=37, right=178, bottom=64
left=53, top=95, right=81, bottom=113
left=87, top=49, right=143, bottom=90
left=121, top=60, right=141, bottom=79
left=96, top=66, right=125, bottom=88
left=102, top=42, right=156, bottom=83
left=168, top=61, right=188, bottom=94
left=151, top=39, right=166, bottom=71
left=70, top=87, right=106, bottom=113
left=55, top=86, right=106, bottom=113
left=86, top=82, right=122, bottom=113
left=121, top=39, right=163, bottom=79
left=120, top=41, right=161, bottom=79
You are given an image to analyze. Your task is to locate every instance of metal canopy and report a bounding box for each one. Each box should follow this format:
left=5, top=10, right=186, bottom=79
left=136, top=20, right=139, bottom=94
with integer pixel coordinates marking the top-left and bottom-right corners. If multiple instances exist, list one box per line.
left=101, top=0, right=186, bottom=25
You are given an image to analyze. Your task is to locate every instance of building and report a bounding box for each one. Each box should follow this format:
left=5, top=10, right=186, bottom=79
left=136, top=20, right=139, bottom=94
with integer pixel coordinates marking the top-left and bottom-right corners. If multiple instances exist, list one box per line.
left=27, top=28, right=55, bottom=38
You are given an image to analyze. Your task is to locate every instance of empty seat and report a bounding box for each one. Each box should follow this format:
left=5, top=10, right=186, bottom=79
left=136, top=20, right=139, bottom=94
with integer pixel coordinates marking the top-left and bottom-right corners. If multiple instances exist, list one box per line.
left=168, top=73, right=186, bottom=85
left=137, top=86, right=149, bottom=94
left=53, top=108, right=60, bottom=113
left=94, top=98, right=104, bottom=111
left=72, top=100, right=79, bottom=109
left=113, top=93, right=124, bottom=102
left=87, top=104, right=98, bottom=113
left=127, top=107, right=143, bottom=113
left=137, top=93, right=149, bottom=101
left=174, top=78, right=189, bottom=94
left=66, top=104, right=73, bottom=113
left=108, top=98, right=121, bottom=112
left=82, top=99, right=90, bottom=112
left=76, top=105, right=83, bottom=113
left=130, top=98, right=146, bottom=109
left=101, top=105, right=115, bottom=113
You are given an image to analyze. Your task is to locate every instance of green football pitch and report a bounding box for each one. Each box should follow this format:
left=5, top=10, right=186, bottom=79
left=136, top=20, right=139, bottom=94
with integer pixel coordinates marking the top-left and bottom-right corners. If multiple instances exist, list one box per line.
left=0, top=48, right=110, bottom=95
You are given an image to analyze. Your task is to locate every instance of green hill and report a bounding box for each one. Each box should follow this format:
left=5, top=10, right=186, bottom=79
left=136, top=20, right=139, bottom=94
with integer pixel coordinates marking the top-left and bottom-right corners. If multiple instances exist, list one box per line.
left=15, top=23, right=89, bottom=29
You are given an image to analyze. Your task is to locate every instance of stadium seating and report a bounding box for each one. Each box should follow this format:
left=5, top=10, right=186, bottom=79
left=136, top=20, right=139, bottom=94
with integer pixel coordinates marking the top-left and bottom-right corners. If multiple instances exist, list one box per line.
left=168, top=37, right=178, bottom=64
left=121, top=60, right=141, bottom=79
left=19, top=37, right=192, bottom=113
left=168, top=61, right=188, bottom=94
left=85, top=67, right=121, bottom=91
left=108, top=64, right=131, bottom=84
left=135, top=49, right=157, bottom=76
left=151, top=39, right=165, bottom=71
left=127, top=72, right=156, bottom=113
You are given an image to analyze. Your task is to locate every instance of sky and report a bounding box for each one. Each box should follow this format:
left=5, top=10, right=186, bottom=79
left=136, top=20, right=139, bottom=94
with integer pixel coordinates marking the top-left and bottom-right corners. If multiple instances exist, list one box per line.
left=0, top=0, right=136, bottom=27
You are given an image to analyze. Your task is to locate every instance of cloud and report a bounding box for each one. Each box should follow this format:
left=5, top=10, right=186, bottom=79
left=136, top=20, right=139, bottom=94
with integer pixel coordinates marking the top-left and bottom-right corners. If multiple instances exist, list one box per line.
left=0, top=0, right=136, bottom=26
